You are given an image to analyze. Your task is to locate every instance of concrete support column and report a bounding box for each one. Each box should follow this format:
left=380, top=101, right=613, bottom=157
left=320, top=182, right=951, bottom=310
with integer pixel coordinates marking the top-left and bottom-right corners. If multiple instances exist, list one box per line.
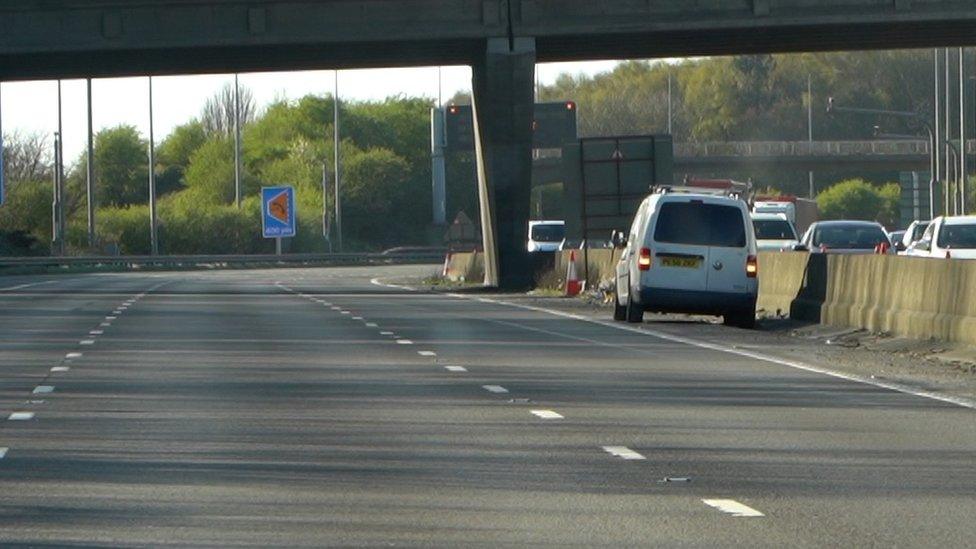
left=472, top=37, right=536, bottom=289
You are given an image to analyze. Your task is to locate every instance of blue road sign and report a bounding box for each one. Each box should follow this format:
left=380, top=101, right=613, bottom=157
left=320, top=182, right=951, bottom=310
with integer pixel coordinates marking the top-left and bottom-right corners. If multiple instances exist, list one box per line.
left=262, top=186, right=296, bottom=238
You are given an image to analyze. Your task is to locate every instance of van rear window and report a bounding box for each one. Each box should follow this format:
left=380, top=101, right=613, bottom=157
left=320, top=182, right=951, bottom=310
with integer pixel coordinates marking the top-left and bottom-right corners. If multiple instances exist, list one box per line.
left=653, top=202, right=747, bottom=248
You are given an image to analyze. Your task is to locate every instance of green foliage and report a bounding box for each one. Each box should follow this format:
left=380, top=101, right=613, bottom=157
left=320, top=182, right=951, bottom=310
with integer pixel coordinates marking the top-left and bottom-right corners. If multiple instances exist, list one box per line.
left=94, top=126, right=149, bottom=207
left=0, top=179, right=54, bottom=245
left=817, top=179, right=900, bottom=227
left=97, top=205, right=151, bottom=255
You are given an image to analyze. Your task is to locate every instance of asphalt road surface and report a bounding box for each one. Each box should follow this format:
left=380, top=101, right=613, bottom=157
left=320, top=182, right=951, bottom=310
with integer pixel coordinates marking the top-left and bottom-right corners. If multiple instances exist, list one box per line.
left=0, top=266, right=974, bottom=547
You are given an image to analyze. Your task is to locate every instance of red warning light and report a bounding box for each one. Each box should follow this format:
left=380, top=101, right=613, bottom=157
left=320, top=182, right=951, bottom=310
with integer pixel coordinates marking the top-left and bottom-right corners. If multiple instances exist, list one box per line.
left=566, top=102, right=576, bottom=111
left=448, top=105, right=460, bottom=115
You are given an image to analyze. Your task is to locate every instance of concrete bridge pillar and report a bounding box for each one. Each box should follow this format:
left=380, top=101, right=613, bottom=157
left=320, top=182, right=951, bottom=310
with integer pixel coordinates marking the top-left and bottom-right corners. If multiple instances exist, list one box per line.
left=472, top=37, right=536, bottom=289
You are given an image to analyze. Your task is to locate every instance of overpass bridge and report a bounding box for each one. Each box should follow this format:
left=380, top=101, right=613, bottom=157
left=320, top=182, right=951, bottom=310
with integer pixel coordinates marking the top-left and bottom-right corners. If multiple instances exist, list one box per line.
left=3, top=0, right=976, bottom=288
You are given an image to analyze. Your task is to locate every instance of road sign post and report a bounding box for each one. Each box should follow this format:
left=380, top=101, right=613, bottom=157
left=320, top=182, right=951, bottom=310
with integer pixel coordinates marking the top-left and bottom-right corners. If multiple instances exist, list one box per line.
left=262, top=186, right=297, bottom=252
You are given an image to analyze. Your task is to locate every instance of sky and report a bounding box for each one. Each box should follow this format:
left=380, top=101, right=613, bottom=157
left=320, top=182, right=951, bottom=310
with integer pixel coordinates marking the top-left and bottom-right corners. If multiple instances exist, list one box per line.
left=0, top=60, right=622, bottom=164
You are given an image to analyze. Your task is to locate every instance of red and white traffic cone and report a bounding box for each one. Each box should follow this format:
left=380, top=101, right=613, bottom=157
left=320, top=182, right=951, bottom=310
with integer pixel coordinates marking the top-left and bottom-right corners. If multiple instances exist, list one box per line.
left=442, top=252, right=453, bottom=278
left=565, top=250, right=583, bottom=297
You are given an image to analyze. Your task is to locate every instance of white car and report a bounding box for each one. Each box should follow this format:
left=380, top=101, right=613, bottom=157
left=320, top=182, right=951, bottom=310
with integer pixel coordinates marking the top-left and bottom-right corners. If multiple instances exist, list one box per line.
left=527, top=220, right=565, bottom=253
left=797, top=220, right=891, bottom=254
left=905, top=216, right=976, bottom=259
left=751, top=213, right=799, bottom=252
left=612, top=190, right=759, bottom=328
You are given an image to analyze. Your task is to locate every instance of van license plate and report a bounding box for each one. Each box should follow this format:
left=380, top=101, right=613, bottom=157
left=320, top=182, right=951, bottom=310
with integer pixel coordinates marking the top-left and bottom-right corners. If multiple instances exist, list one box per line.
left=661, top=257, right=701, bottom=268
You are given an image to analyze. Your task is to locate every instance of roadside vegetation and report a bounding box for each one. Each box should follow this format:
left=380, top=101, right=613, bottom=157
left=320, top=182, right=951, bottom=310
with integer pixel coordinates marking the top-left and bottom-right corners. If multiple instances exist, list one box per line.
left=2, top=50, right=967, bottom=255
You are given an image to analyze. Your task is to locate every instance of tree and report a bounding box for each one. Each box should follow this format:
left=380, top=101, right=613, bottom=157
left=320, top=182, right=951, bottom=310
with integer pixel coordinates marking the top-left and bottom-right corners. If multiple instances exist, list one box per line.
left=817, top=179, right=900, bottom=227
left=202, top=83, right=256, bottom=137
left=1, top=130, right=52, bottom=184
left=93, top=126, right=149, bottom=207
left=156, top=120, right=207, bottom=196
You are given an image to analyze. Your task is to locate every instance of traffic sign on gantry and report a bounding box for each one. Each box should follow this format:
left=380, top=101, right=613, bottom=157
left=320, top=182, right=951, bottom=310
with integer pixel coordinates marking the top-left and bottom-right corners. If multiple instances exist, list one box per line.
left=262, top=186, right=296, bottom=238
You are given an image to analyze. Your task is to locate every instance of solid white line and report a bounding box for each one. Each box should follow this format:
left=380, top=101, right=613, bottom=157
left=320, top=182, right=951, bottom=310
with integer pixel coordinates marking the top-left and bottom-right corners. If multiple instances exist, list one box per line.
left=0, top=280, right=60, bottom=292
left=51, top=366, right=70, bottom=372
left=602, top=446, right=645, bottom=460
left=396, top=339, right=414, bottom=345
left=482, top=385, right=509, bottom=394
left=365, top=322, right=378, bottom=327
left=0, top=447, right=7, bottom=459
left=32, top=386, right=54, bottom=394
left=89, top=330, right=103, bottom=335
left=8, top=412, right=34, bottom=421
left=702, top=499, right=765, bottom=517
left=369, top=277, right=414, bottom=291
left=445, top=365, right=467, bottom=372
left=531, top=410, right=564, bottom=419
left=65, top=352, right=82, bottom=359
left=418, top=351, right=437, bottom=357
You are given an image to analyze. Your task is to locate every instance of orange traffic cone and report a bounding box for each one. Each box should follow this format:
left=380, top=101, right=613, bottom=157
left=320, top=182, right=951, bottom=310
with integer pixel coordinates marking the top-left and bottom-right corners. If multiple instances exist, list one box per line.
left=565, top=250, right=583, bottom=296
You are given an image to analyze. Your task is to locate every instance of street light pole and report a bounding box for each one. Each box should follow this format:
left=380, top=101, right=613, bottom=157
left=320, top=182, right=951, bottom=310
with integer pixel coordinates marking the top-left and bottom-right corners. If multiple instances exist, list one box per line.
left=148, top=77, right=158, bottom=256
left=86, top=79, right=96, bottom=250
left=234, top=73, right=242, bottom=209
left=807, top=75, right=814, bottom=198
left=960, top=47, right=968, bottom=215
left=333, top=71, right=343, bottom=253
left=56, top=80, right=65, bottom=256
left=935, top=49, right=942, bottom=219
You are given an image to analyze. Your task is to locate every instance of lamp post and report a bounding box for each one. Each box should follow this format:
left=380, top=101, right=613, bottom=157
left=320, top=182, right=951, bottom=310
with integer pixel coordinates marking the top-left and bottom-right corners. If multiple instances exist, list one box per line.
left=827, top=98, right=937, bottom=220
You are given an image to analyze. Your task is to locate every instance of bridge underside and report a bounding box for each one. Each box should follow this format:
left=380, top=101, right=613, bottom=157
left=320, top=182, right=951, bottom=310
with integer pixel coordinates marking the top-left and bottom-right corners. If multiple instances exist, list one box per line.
left=2, top=0, right=975, bottom=288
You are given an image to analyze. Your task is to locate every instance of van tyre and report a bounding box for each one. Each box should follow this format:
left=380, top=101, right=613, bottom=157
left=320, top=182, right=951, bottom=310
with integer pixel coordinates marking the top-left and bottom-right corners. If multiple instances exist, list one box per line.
left=724, top=308, right=756, bottom=329
left=613, top=290, right=627, bottom=321
left=626, top=292, right=644, bottom=324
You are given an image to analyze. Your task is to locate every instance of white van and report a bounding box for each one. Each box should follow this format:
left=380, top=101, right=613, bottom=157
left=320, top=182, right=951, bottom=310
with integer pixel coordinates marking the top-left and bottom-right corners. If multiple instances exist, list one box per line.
left=527, top=220, right=565, bottom=253
left=612, top=190, right=759, bottom=328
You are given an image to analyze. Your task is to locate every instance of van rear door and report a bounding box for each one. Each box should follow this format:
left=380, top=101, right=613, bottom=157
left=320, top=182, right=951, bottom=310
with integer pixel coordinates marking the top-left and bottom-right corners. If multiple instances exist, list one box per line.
left=702, top=205, right=750, bottom=294
left=648, top=200, right=711, bottom=292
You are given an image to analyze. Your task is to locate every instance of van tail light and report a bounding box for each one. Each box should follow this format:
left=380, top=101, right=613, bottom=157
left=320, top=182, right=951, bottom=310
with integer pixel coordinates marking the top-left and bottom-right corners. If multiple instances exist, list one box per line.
left=637, top=247, right=652, bottom=271
left=746, top=255, right=758, bottom=278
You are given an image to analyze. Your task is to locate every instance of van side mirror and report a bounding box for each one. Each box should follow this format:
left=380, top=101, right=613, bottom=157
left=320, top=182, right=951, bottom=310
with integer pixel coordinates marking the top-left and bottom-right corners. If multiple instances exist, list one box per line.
left=611, top=231, right=628, bottom=249
left=792, top=244, right=809, bottom=252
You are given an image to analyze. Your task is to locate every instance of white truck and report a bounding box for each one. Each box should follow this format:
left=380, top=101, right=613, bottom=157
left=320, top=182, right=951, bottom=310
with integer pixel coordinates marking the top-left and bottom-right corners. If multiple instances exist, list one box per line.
left=752, top=196, right=819, bottom=237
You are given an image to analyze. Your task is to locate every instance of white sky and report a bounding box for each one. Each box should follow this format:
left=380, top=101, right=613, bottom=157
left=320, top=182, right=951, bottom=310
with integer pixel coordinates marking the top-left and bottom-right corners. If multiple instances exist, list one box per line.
left=0, top=60, right=622, bottom=163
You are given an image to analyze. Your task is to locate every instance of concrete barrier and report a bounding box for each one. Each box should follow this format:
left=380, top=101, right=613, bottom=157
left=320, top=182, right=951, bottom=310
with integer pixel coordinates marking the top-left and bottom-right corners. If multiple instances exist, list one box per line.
left=553, top=249, right=621, bottom=288
left=443, top=252, right=484, bottom=283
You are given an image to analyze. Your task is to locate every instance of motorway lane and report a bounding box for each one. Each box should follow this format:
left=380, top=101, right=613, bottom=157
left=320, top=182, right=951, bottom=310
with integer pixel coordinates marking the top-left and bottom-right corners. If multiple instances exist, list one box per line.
left=0, top=265, right=974, bottom=547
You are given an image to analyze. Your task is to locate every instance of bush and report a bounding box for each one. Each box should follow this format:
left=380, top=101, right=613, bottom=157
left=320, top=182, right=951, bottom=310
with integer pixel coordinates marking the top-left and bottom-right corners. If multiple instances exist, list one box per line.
left=817, top=179, right=899, bottom=227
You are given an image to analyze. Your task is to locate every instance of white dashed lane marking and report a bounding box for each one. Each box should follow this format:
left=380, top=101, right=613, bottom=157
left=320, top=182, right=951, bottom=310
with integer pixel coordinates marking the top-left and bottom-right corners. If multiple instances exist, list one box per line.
left=99, top=322, right=111, bottom=327
left=365, top=323, right=378, bottom=328
left=352, top=316, right=364, bottom=320
left=396, top=339, right=414, bottom=345
left=105, top=316, right=117, bottom=321
left=482, top=385, right=509, bottom=394
left=445, top=366, right=467, bottom=372
left=380, top=331, right=395, bottom=336
left=89, top=330, right=103, bottom=335
left=602, top=446, right=646, bottom=460
left=702, top=499, right=765, bottom=517
left=32, top=386, right=54, bottom=394
left=418, top=351, right=436, bottom=357
left=65, top=352, right=82, bottom=359
left=79, top=340, right=95, bottom=345
left=0, top=447, right=7, bottom=459
left=531, top=410, right=564, bottom=419
left=8, top=412, right=35, bottom=421
left=51, top=366, right=70, bottom=372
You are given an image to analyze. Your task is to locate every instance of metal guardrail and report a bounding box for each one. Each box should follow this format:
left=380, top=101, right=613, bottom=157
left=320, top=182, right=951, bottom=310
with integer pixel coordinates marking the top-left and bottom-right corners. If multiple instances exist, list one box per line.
left=0, top=252, right=444, bottom=270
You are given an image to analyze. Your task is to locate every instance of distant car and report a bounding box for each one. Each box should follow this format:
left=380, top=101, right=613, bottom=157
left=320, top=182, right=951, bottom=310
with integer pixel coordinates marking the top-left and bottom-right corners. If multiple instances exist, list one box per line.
left=612, top=189, right=758, bottom=328
left=898, top=220, right=930, bottom=252
left=751, top=213, right=799, bottom=252
left=904, top=216, right=976, bottom=259
left=888, top=230, right=906, bottom=252
left=796, top=220, right=891, bottom=254
left=527, top=220, right=565, bottom=253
